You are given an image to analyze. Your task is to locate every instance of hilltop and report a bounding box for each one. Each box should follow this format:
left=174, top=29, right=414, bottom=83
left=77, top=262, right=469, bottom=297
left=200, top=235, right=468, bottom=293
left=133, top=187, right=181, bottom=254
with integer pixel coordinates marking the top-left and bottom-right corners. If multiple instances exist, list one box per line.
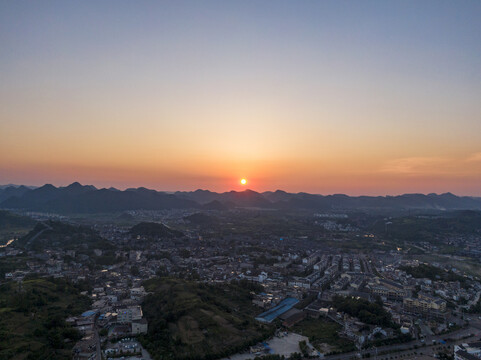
left=17, top=220, right=113, bottom=251
left=140, top=277, right=272, bottom=360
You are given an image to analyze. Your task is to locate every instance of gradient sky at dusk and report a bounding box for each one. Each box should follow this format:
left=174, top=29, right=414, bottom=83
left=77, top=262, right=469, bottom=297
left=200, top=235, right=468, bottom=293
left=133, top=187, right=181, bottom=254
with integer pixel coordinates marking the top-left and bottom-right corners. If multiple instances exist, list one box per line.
left=1, top=1, right=481, bottom=195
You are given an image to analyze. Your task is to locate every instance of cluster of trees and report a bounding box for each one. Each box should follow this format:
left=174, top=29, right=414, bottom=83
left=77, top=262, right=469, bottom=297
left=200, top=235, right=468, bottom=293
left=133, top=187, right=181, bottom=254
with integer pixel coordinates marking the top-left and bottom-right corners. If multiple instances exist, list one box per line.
left=333, top=295, right=395, bottom=328
left=298, top=340, right=309, bottom=357
left=399, top=264, right=465, bottom=283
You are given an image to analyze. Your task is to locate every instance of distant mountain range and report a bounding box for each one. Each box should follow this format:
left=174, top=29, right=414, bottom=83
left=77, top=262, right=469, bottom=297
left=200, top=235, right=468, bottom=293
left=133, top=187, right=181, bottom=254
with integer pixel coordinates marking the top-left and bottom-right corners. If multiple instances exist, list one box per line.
left=1, top=182, right=481, bottom=213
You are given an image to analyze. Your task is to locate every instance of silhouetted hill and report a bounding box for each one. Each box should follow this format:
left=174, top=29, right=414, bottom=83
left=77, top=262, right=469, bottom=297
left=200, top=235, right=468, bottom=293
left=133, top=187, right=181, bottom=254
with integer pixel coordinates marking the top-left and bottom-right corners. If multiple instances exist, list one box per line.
left=275, top=192, right=481, bottom=211
left=0, top=210, right=36, bottom=230
left=179, top=189, right=273, bottom=208
left=129, top=222, right=184, bottom=238
left=18, top=220, right=112, bottom=251
left=175, top=189, right=219, bottom=204
left=220, top=189, right=273, bottom=207
left=0, top=185, right=32, bottom=202
left=202, top=200, right=230, bottom=210
left=1, top=182, right=199, bottom=213
left=2, top=182, right=481, bottom=213
left=1, top=183, right=95, bottom=210
left=262, top=189, right=294, bottom=203
left=183, top=213, right=217, bottom=226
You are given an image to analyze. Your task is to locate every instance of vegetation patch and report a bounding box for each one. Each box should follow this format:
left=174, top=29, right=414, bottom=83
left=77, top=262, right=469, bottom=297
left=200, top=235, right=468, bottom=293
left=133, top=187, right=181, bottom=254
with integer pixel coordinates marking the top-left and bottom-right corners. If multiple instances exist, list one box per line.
left=400, top=264, right=466, bottom=283
left=291, top=317, right=355, bottom=353
left=332, top=295, right=396, bottom=328
left=0, top=277, right=90, bottom=360
left=139, top=278, right=273, bottom=360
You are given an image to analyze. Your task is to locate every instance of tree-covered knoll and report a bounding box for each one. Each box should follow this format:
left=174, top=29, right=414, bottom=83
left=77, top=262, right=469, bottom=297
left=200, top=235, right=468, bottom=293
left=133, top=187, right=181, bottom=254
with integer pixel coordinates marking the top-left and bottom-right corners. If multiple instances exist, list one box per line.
left=140, top=277, right=272, bottom=360
left=0, top=277, right=91, bottom=360
left=17, top=220, right=113, bottom=251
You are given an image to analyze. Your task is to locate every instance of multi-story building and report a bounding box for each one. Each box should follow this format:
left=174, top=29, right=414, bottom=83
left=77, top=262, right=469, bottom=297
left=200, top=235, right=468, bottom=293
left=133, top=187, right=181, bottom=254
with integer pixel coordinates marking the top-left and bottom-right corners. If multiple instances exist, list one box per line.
left=302, top=252, right=319, bottom=266
left=367, top=278, right=408, bottom=301
left=403, top=294, right=446, bottom=317
left=117, top=305, right=143, bottom=324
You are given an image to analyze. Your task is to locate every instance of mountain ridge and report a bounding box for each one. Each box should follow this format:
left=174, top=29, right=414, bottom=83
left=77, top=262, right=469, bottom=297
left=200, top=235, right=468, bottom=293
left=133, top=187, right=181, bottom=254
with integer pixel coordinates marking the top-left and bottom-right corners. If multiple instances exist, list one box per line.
left=1, top=182, right=481, bottom=213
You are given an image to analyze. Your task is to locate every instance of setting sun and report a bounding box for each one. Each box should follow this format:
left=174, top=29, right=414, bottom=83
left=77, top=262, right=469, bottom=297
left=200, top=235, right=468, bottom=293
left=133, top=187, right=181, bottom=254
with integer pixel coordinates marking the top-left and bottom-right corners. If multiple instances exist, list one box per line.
left=240, top=178, right=247, bottom=185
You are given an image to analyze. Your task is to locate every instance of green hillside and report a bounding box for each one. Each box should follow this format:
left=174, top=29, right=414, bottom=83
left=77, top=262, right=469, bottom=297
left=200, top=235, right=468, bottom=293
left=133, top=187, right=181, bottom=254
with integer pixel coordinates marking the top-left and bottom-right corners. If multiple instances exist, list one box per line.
left=129, top=221, right=184, bottom=238
left=0, top=277, right=90, bottom=360
left=372, top=211, right=481, bottom=242
left=0, top=210, right=36, bottom=244
left=17, top=220, right=113, bottom=251
left=140, top=278, right=273, bottom=360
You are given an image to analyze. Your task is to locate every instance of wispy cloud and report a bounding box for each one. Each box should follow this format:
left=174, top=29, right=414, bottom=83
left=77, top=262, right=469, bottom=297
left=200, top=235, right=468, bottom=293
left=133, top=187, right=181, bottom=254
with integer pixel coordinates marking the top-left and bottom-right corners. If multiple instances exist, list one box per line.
left=379, top=157, right=450, bottom=175
left=466, top=152, right=481, bottom=162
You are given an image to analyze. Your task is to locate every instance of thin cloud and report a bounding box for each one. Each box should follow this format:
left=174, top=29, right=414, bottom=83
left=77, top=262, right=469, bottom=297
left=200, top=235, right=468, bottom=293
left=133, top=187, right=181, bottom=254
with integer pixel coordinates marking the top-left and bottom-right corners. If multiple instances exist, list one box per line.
left=379, top=157, right=450, bottom=175
left=466, top=152, right=481, bottom=162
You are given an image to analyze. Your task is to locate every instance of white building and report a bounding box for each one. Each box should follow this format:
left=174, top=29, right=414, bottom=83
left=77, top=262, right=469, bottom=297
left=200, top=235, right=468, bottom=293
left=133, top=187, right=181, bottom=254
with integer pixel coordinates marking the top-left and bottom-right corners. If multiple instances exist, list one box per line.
left=454, top=343, right=481, bottom=360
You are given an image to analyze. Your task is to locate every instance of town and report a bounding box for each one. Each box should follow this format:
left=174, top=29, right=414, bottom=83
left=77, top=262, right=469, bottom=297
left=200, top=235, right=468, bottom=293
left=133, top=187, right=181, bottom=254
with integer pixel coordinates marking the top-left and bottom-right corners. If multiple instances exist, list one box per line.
left=2, top=206, right=481, bottom=360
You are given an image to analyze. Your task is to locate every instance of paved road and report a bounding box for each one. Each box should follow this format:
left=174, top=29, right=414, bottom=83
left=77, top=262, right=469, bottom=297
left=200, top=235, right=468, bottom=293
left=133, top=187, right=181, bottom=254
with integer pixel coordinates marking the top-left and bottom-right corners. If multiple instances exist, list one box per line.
left=0, top=238, right=15, bottom=248
left=95, top=329, right=101, bottom=360
left=324, top=325, right=481, bottom=360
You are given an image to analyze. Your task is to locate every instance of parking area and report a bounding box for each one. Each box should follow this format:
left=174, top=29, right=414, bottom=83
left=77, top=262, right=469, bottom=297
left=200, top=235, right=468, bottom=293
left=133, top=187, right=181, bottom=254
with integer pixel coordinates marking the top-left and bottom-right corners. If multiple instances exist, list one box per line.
left=268, top=332, right=310, bottom=357
left=224, top=332, right=311, bottom=360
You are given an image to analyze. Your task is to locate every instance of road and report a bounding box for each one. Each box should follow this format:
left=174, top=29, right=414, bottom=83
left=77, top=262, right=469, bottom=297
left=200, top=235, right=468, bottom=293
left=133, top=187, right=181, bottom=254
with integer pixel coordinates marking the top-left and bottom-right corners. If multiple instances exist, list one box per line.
left=0, top=238, right=15, bottom=248
left=95, top=329, right=101, bottom=360
left=324, top=323, right=481, bottom=360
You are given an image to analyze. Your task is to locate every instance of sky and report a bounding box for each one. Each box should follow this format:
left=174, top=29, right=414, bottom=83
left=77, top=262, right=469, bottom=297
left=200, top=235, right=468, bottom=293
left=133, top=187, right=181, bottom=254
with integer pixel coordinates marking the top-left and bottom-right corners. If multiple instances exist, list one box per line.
left=1, top=1, right=481, bottom=195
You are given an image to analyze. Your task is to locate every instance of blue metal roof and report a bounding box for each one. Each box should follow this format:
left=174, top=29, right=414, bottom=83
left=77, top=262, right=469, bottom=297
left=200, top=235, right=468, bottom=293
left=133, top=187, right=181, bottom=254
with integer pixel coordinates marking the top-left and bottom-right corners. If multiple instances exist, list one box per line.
left=81, top=310, right=97, bottom=317
left=255, top=297, right=299, bottom=323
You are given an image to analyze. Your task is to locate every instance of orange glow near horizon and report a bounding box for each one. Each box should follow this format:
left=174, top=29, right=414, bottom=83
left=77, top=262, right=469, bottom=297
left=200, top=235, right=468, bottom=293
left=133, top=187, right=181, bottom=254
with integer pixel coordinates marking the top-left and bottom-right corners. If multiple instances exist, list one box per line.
left=1, top=2, right=480, bottom=195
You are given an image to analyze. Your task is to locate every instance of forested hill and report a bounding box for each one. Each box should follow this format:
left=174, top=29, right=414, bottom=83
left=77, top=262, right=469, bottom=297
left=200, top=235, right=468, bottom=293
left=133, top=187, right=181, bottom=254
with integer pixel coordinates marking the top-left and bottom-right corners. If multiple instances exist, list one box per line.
left=140, top=278, right=272, bottom=360
left=17, top=220, right=113, bottom=251
left=0, top=277, right=91, bottom=360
